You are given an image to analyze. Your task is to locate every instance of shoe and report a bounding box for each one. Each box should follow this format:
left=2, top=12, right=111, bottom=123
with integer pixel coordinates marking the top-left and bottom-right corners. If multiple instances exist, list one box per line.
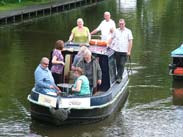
left=116, top=78, right=122, bottom=83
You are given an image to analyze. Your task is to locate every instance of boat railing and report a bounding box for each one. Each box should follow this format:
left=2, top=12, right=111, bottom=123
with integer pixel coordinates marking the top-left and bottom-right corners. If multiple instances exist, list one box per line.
left=91, top=34, right=102, bottom=39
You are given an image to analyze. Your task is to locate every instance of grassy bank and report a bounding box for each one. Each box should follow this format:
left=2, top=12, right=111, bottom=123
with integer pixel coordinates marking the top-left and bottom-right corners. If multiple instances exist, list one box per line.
left=0, top=0, right=52, bottom=11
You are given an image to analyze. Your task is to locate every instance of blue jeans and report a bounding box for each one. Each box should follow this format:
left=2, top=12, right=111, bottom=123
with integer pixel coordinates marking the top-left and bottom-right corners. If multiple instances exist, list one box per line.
left=114, top=52, right=127, bottom=79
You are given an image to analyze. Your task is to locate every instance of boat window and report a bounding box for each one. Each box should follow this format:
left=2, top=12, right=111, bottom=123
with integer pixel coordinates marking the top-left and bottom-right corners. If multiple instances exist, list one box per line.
left=173, top=57, right=183, bottom=67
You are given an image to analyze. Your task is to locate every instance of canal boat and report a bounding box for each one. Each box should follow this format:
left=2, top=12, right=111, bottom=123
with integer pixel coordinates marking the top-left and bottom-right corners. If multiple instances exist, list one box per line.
left=27, top=43, right=129, bottom=125
left=169, top=43, right=183, bottom=80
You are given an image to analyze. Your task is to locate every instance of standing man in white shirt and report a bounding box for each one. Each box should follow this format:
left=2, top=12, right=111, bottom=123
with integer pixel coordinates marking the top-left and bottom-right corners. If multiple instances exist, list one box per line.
left=91, top=11, right=116, bottom=41
left=109, top=19, right=133, bottom=83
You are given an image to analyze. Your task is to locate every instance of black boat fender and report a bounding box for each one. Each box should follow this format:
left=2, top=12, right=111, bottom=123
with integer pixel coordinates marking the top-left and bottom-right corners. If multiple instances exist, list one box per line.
left=49, top=107, right=70, bottom=121
left=49, top=95, right=70, bottom=121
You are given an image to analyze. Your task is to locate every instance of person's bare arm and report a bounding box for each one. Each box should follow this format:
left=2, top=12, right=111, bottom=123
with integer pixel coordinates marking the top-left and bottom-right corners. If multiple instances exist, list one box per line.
left=88, top=31, right=91, bottom=42
left=68, top=32, right=74, bottom=42
left=90, top=29, right=98, bottom=35
left=127, top=39, right=133, bottom=56
left=52, top=56, right=65, bottom=65
left=72, top=80, right=82, bottom=92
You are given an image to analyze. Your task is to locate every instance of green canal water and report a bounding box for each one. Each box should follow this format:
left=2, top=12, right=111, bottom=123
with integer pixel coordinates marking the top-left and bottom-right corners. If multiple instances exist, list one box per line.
left=0, top=0, right=183, bottom=136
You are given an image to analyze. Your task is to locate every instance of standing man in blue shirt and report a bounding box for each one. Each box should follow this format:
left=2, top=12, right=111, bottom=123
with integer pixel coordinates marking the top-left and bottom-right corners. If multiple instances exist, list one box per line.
left=34, top=57, right=61, bottom=94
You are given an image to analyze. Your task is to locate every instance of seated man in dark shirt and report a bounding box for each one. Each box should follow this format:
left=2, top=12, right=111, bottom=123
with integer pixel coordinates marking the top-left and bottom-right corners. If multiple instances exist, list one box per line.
left=76, top=49, right=102, bottom=95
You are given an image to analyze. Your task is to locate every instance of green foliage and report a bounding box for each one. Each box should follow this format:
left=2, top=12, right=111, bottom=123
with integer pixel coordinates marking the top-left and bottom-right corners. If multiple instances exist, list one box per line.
left=0, top=0, right=51, bottom=10
left=1, top=1, right=6, bottom=5
left=2, top=0, right=20, bottom=4
left=1, top=0, right=49, bottom=4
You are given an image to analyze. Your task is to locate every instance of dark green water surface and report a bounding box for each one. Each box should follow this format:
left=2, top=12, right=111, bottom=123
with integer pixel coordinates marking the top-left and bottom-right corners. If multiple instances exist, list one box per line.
left=0, top=0, right=183, bottom=136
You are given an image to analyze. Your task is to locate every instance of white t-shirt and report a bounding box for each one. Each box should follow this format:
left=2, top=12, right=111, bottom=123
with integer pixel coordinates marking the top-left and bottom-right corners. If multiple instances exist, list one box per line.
left=110, top=27, right=133, bottom=52
left=96, top=19, right=116, bottom=40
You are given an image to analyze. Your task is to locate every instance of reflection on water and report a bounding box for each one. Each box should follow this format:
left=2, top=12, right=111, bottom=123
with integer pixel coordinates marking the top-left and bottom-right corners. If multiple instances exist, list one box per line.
left=123, top=96, right=183, bottom=137
left=116, top=0, right=136, bottom=11
left=172, top=80, right=183, bottom=106
left=0, top=0, right=183, bottom=136
left=0, top=97, right=31, bottom=136
left=0, top=121, right=29, bottom=136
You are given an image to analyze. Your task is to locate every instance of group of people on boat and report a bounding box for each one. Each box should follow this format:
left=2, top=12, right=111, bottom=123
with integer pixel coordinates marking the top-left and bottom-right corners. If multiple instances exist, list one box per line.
left=68, top=11, right=116, bottom=44
left=34, top=11, right=133, bottom=96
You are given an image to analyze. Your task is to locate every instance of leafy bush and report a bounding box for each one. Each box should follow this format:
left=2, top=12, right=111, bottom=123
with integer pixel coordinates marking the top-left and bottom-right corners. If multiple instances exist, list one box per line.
left=1, top=0, right=49, bottom=4
left=1, top=0, right=6, bottom=5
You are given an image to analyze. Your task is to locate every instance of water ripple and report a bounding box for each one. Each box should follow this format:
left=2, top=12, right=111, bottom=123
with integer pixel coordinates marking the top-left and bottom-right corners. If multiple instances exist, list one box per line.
left=128, top=84, right=163, bottom=88
left=121, top=97, right=183, bottom=137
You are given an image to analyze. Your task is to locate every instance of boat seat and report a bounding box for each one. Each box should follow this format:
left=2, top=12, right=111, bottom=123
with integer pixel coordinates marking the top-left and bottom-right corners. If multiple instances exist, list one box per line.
left=93, top=91, right=105, bottom=96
